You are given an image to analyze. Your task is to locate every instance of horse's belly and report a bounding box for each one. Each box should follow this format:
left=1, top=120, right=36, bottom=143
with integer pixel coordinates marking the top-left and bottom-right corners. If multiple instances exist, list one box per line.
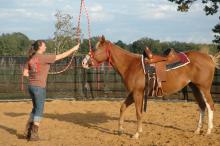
left=161, top=70, right=190, bottom=95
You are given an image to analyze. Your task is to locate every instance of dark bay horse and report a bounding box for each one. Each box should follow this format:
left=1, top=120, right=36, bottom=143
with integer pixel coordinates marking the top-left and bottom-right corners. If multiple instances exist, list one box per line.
left=82, top=36, right=220, bottom=139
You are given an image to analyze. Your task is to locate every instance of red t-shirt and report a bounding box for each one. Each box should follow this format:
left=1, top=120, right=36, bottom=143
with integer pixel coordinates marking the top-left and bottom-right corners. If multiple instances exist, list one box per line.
left=25, top=54, right=56, bottom=88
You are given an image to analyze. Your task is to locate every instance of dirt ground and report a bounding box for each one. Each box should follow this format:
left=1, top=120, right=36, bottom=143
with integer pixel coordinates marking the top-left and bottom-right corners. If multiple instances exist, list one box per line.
left=0, top=100, right=220, bottom=146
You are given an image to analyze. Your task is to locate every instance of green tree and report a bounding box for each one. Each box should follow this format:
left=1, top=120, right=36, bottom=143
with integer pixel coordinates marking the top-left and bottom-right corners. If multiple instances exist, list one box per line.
left=45, top=39, right=56, bottom=53
left=168, top=0, right=219, bottom=15
left=114, top=40, right=130, bottom=51
left=129, top=37, right=217, bottom=54
left=0, top=32, right=31, bottom=56
left=79, top=37, right=99, bottom=54
left=168, top=0, right=220, bottom=50
left=131, top=37, right=161, bottom=54
left=54, top=10, right=78, bottom=54
left=212, top=17, right=220, bottom=50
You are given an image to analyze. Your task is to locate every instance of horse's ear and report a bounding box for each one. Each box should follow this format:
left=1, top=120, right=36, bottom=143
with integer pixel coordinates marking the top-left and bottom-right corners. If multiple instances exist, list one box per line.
left=100, top=35, right=106, bottom=44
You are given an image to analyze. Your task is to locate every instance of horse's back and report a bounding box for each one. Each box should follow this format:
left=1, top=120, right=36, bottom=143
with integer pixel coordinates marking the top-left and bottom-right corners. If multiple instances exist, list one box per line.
left=184, top=51, right=215, bottom=87
left=185, top=51, right=215, bottom=69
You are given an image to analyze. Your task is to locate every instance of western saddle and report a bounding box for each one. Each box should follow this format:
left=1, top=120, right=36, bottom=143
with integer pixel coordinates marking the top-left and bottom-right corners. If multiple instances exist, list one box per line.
left=143, top=47, right=182, bottom=97
left=144, top=47, right=180, bottom=64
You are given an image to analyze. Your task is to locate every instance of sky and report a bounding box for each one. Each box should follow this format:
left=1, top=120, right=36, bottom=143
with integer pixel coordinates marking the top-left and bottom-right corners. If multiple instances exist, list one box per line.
left=0, top=0, right=219, bottom=44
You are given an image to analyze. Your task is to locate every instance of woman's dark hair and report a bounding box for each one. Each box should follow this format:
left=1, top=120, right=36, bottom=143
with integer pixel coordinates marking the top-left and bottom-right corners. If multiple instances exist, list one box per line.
left=28, top=40, right=45, bottom=60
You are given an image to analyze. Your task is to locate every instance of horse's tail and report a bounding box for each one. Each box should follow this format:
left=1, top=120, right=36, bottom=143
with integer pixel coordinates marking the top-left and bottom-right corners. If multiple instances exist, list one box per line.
left=209, top=52, right=220, bottom=69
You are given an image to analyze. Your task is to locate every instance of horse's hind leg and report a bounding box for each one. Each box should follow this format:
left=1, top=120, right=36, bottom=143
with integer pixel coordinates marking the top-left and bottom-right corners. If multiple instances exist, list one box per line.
left=189, top=83, right=206, bottom=134
left=201, top=89, right=214, bottom=135
left=118, top=93, right=133, bottom=135
left=132, top=91, right=144, bottom=139
left=191, top=83, right=215, bottom=135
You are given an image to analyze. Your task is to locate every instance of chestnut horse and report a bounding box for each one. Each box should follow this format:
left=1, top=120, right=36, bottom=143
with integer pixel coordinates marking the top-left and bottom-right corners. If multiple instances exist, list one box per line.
left=82, top=36, right=220, bottom=139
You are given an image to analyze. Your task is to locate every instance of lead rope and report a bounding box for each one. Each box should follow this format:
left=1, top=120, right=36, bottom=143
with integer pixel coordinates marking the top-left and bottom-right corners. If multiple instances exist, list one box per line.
left=21, top=0, right=93, bottom=90
left=20, top=64, right=24, bottom=91
left=49, top=0, right=93, bottom=75
left=80, top=0, right=100, bottom=89
left=49, top=0, right=84, bottom=75
left=82, top=0, right=93, bottom=52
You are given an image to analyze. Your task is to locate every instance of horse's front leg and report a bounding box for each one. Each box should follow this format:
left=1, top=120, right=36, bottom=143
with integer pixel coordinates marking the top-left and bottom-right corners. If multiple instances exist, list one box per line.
left=132, top=91, right=143, bottom=139
left=118, top=93, right=133, bottom=135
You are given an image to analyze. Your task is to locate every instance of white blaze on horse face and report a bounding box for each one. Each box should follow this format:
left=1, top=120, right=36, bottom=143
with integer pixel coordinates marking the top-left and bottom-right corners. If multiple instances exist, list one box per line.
left=96, top=42, right=100, bottom=49
left=82, top=55, right=90, bottom=69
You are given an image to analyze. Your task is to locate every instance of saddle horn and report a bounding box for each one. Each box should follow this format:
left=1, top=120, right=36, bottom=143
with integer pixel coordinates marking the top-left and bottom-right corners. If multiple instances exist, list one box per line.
left=145, top=47, right=153, bottom=59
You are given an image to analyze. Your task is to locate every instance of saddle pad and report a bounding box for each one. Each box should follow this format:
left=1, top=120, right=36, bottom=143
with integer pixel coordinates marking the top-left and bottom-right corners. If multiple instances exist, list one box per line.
left=166, top=52, right=190, bottom=71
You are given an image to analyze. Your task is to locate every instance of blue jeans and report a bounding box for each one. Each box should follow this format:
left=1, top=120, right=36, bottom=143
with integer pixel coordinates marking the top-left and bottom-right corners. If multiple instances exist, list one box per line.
left=28, top=85, right=46, bottom=122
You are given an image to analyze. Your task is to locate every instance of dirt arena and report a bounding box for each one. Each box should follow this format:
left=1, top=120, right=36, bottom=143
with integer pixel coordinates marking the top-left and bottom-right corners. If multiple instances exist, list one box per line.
left=0, top=99, right=220, bottom=146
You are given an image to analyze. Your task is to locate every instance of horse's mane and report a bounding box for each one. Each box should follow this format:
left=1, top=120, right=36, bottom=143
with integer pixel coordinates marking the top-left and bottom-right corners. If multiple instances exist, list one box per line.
left=110, top=42, right=141, bottom=58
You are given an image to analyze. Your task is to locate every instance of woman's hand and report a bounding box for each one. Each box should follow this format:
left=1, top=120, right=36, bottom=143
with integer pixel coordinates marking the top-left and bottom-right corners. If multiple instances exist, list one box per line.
left=23, top=68, right=29, bottom=77
left=55, top=43, right=80, bottom=61
left=72, top=43, right=80, bottom=52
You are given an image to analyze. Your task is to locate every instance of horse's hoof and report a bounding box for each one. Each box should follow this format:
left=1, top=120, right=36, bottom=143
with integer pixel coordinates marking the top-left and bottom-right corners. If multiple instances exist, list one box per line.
left=206, top=132, right=211, bottom=136
left=206, top=129, right=211, bottom=135
left=206, top=129, right=212, bottom=136
left=118, top=130, right=124, bottom=135
left=131, top=133, right=139, bottom=139
left=194, top=129, right=200, bottom=135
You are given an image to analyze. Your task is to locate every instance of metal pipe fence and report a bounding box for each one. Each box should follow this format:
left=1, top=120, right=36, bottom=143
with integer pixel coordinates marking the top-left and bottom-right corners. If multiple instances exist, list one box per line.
left=0, top=56, right=219, bottom=101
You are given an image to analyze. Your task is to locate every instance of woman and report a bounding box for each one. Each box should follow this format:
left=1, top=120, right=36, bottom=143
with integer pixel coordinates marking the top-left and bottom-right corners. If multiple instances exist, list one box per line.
left=23, top=40, right=79, bottom=141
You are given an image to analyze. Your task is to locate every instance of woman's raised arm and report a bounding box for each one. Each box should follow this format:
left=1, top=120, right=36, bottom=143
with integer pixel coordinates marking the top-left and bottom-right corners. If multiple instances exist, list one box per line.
left=55, top=43, right=80, bottom=61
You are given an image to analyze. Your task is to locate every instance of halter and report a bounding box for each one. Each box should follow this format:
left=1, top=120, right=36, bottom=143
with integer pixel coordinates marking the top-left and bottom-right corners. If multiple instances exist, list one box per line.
left=85, top=42, right=113, bottom=90
left=88, top=42, right=113, bottom=68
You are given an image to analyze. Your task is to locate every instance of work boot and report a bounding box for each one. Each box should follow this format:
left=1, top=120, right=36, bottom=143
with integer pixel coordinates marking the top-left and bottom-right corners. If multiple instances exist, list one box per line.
left=27, top=122, right=40, bottom=141
left=23, top=121, right=31, bottom=138
left=26, top=122, right=33, bottom=140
